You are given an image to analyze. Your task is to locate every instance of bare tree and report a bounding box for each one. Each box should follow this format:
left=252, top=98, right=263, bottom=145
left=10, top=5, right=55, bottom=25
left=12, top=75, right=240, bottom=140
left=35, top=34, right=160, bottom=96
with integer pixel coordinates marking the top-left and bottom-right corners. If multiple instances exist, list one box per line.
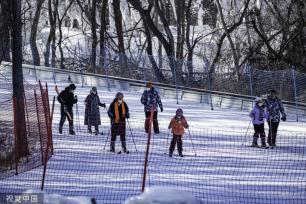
left=128, top=0, right=182, bottom=83
left=215, top=0, right=241, bottom=79
left=0, top=0, right=11, bottom=62
left=30, top=0, right=44, bottom=66
left=99, top=0, right=108, bottom=68
left=44, top=0, right=57, bottom=67
left=10, top=0, right=30, bottom=158
left=90, top=0, right=98, bottom=73
left=250, top=0, right=306, bottom=69
left=112, top=0, right=127, bottom=74
left=208, top=0, right=250, bottom=84
left=56, top=0, right=74, bottom=69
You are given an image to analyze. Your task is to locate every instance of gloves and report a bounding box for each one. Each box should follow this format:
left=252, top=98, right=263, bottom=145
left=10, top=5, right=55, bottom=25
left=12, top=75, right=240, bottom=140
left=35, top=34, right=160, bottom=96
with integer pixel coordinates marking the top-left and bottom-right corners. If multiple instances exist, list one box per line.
left=101, top=103, right=106, bottom=108
left=74, top=95, right=78, bottom=103
left=160, top=107, right=163, bottom=112
left=126, top=113, right=130, bottom=119
left=281, top=115, right=286, bottom=121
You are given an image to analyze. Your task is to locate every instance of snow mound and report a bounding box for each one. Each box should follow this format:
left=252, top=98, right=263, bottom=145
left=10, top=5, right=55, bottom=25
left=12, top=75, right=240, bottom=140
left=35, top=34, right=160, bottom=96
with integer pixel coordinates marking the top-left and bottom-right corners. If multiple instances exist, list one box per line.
left=124, top=186, right=200, bottom=204
left=23, top=190, right=92, bottom=204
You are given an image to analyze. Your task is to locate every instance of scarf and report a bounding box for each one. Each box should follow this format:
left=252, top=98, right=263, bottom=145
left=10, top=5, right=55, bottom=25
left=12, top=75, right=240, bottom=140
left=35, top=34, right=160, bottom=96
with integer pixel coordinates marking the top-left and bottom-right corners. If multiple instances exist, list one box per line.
left=114, top=100, right=126, bottom=123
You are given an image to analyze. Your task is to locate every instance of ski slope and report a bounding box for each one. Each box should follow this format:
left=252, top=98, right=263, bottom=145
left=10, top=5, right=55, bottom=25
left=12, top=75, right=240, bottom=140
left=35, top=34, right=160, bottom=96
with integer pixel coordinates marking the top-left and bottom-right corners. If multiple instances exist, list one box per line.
left=1, top=77, right=306, bottom=204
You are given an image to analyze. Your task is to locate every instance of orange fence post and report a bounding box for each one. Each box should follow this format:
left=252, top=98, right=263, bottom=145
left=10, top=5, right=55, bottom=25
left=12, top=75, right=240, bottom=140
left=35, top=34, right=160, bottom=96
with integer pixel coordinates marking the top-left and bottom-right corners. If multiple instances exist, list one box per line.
left=141, top=107, right=155, bottom=192
left=34, top=89, right=44, bottom=163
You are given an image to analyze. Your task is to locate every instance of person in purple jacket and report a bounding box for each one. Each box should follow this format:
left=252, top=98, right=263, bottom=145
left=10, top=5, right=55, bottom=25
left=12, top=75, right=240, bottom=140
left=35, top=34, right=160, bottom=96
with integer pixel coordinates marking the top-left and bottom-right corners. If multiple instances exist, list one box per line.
left=249, top=97, right=269, bottom=147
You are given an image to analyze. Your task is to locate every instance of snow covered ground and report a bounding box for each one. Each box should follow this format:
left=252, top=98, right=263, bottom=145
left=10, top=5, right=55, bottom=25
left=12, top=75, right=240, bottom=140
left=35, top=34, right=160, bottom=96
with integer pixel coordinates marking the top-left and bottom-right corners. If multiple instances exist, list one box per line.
left=0, top=76, right=306, bottom=204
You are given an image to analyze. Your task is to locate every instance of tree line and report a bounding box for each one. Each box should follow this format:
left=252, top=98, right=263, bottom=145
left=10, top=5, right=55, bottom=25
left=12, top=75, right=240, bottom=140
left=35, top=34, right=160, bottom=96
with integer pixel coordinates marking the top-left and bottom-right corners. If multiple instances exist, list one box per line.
left=1, top=0, right=305, bottom=83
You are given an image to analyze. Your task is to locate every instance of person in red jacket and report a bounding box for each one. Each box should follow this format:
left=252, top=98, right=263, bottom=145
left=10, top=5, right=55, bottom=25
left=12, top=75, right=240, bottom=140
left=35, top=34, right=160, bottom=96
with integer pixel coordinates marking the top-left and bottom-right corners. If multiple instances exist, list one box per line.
left=168, top=108, right=189, bottom=157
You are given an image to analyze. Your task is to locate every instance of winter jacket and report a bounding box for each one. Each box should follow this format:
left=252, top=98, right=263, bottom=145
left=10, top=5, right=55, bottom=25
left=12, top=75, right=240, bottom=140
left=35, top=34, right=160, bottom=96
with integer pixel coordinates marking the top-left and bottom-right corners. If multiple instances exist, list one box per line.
left=141, top=87, right=163, bottom=112
left=265, top=96, right=286, bottom=122
left=249, top=104, right=269, bottom=125
left=108, top=99, right=129, bottom=123
left=168, top=116, right=189, bottom=136
left=57, top=87, right=78, bottom=111
left=84, top=93, right=105, bottom=126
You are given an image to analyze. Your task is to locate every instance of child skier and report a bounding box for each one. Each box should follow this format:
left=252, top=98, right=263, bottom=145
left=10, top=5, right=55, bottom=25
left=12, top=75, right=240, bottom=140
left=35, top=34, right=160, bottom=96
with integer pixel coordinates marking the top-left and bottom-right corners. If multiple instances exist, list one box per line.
left=168, top=108, right=189, bottom=157
left=249, top=97, right=269, bottom=147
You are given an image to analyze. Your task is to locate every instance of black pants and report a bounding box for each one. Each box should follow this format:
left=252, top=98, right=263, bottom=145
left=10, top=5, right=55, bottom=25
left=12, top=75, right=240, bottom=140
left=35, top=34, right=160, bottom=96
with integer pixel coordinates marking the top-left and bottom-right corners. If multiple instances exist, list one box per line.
left=169, top=134, right=183, bottom=154
left=253, top=124, right=265, bottom=138
left=110, top=121, right=127, bottom=151
left=267, top=121, right=279, bottom=145
left=145, top=111, right=159, bottom=133
left=59, top=105, right=74, bottom=131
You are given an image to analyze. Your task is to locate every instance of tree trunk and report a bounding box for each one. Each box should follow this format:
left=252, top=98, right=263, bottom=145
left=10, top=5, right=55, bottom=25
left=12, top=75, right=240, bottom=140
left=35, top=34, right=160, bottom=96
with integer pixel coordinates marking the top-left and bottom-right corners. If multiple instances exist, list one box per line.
left=144, top=22, right=166, bottom=82
left=56, top=0, right=73, bottom=70
left=91, top=0, right=97, bottom=73
left=113, top=0, right=126, bottom=75
left=10, top=0, right=29, bottom=159
left=44, top=0, right=56, bottom=67
left=175, top=0, right=185, bottom=84
left=215, top=0, right=241, bottom=79
left=30, top=0, right=44, bottom=66
left=185, top=0, right=193, bottom=85
left=99, top=0, right=108, bottom=68
left=0, top=0, right=11, bottom=62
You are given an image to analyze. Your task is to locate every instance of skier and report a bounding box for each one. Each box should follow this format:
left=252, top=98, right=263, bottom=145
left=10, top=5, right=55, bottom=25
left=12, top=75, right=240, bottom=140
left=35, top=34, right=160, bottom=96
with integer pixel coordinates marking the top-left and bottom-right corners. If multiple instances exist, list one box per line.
left=141, top=81, right=163, bottom=134
left=107, top=92, right=130, bottom=153
left=249, top=97, right=269, bottom=147
left=265, top=89, right=286, bottom=147
left=57, top=84, right=78, bottom=135
left=84, top=87, right=106, bottom=135
left=168, top=108, right=189, bottom=157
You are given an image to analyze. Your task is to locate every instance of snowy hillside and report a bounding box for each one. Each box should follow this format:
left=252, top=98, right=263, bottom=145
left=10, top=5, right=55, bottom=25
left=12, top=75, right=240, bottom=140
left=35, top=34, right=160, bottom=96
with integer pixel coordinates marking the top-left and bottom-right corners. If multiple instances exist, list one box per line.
left=0, top=74, right=306, bottom=204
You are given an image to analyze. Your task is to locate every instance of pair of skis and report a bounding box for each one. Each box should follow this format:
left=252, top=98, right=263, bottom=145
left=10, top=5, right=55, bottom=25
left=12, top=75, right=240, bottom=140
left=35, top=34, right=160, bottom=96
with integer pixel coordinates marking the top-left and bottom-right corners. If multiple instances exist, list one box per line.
left=109, top=150, right=130, bottom=154
left=248, top=145, right=274, bottom=149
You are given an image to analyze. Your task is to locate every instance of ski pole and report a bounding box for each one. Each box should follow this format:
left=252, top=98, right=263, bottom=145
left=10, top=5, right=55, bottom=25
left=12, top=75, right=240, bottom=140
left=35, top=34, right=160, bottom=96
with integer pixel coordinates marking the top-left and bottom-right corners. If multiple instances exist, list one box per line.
left=165, top=129, right=170, bottom=154
left=242, top=118, right=252, bottom=146
left=127, top=119, right=138, bottom=152
left=76, top=102, right=81, bottom=131
left=103, top=120, right=113, bottom=151
left=187, top=129, right=197, bottom=156
left=269, top=117, right=273, bottom=148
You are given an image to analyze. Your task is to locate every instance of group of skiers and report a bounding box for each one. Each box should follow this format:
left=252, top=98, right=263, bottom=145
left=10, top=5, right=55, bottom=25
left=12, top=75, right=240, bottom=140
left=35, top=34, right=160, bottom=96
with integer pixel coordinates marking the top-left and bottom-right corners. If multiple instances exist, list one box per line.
left=57, top=82, right=286, bottom=157
left=249, top=89, right=286, bottom=148
left=57, top=81, right=189, bottom=156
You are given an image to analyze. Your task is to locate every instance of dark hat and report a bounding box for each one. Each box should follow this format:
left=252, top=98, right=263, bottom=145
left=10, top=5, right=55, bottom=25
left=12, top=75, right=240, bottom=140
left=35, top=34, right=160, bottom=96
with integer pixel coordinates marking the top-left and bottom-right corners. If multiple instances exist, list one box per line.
left=270, top=89, right=277, bottom=94
left=176, top=108, right=183, bottom=117
left=92, top=87, right=97, bottom=92
left=116, top=92, right=124, bottom=99
left=69, top=84, right=76, bottom=90
left=146, top=81, right=153, bottom=88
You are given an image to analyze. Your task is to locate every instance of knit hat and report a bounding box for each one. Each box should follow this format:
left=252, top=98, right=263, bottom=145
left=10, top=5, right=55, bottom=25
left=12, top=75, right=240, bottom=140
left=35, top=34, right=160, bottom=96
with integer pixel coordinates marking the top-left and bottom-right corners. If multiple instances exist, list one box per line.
left=116, top=92, right=124, bottom=99
left=146, top=81, right=153, bottom=88
left=176, top=108, right=183, bottom=117
left=270, top=89, right=277, bottom=94
left=92, top=87, right=97, bottom=92
left=69, top=84, right=76, bottom=90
